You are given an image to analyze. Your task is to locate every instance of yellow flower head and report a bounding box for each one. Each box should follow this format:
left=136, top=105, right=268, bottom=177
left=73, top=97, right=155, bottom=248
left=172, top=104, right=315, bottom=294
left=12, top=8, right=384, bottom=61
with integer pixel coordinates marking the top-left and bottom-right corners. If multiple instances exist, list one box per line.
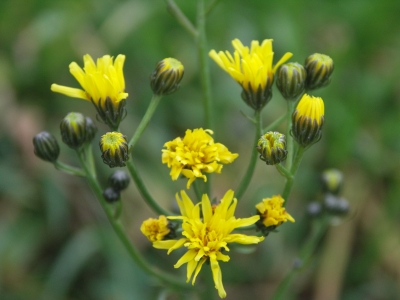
left=162, top=128, right=238, bottom=189
left=51, top=54, right=128, bottom=130
left=256, top=131, right=287, bottom=165
left=153, top=190, right=264, bottom=298
left=292, top=94, right=325, bottom=147
left=209, top=39, right=292, bottom=110
left=99, top=132, right=129, bottom=168
left=141, top=215, right=171, bottom=242
left=255, top=195, right=295, bottom=229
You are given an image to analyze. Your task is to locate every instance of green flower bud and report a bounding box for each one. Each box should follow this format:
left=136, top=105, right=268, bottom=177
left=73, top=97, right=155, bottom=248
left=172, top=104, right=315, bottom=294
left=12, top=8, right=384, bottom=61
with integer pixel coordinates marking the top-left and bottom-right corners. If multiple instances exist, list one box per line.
left=150, top=58, right=184, bottom=96
left=241, top=84, right=273, bottom=111
left=103, top=187, right=120, bottom=203
left=33, top=131, right=60, bottom=162
left=85, top=117, right=97, bottom=143
left=292, top=94, right=324, bottom=147
left=108, top=170, right=130, bottom=191
left=60, top=112, right=87, bottom=149
left=99, top=132, right=129, bottom=168
left=304, top=53, right=334, bottom=90
left=321, top=169, right=343, bottom=195
left=256, top=132, right=287, bottom=165
left=276, top=62, right=307, bottom=100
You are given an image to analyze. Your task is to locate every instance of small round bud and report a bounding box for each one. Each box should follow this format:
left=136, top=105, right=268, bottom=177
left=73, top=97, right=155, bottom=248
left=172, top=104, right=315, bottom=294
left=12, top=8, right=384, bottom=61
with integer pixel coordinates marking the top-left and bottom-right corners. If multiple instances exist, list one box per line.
left=276, top=62, right=307, bottom=100
left=307, top=202, right=322, bottom=217
left=150, top=58, right=184, bottom=96
left=256, top=132, right=287, bottom=165
left=99, top=132, right=129, bottom=168
left=323, top=194, right=350, bottom=216
left=108, top=170, right=130, bottom=191
left=304, top=53, right=334, bottom=90
left=33, top=131, right=60, bottom=162
left=103, top=187, right=120, bottom=203
left=292, top=94, right=324, bottom=148
left=321, top=169, right=343, bottom=195
left=60, top=112, right=87, bottom=149
left=85, top=117, right=97, bottom=143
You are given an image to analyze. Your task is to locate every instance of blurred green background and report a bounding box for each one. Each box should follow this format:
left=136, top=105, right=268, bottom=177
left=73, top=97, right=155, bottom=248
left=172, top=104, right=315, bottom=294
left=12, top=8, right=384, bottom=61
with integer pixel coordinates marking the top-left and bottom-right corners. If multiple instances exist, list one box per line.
left=1, top=0, right=400, bottom=299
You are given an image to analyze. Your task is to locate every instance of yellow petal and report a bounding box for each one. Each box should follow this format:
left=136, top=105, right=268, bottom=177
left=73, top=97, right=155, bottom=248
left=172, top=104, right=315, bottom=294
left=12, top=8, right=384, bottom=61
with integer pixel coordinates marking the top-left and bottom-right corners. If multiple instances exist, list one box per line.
left=51, top=84, right=89, bottom=101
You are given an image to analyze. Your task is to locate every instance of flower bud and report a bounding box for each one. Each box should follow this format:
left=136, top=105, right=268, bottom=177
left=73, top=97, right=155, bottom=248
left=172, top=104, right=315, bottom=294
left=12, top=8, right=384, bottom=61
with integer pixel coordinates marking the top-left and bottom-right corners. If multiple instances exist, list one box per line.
left=60, top=112, right=87, bottom=149
left=99, top=132, right=129, bottom=168
left=321, top=169, right=343, bottom=195
left=304, top=53, right=334, bottom=90
left=292, top=94, right=324, bottom=147
left=150, top=58, right=184, bottom=96
left=85, top=117, right=97, bottom=143
left=140, top=215, right=176, bottom=242
left=307, top=202, right=322, bottom=217
left=323, top=194, right=350, bottom=216
left=256, top=132, right=287, bottom=165
left=108, top=170, right=130, bottom=191
left=103, top=187, right=120, bottom=203
left=276, top=62, right=307, bottom=100
left=33, top=131, right=60, bottom=162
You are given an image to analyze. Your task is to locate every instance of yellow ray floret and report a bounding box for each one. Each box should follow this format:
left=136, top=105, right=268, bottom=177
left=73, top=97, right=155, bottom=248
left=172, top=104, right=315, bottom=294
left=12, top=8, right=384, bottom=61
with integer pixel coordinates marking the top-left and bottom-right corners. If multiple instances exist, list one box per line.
left=153, top=190, right=264, bottom=298
left=162, top=128, right=238, bottom=189
left=51, top=54, right=128, bottom=107
left=256, top=195, right=295, bottom=227
left=209, top=39, right=292, bottom=92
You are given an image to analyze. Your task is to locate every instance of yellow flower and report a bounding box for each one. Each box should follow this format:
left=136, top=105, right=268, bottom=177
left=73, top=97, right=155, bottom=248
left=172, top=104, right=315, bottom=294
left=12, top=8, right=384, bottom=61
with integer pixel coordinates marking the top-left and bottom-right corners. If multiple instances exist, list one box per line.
left=51, top=54, right=128, bottom=130
left=141, top=215, right=171, bottom=242
left=153, top=190, right=263, bottom=298
left=209, top=39, right=292, bottom=110
left=255, top=195, right=295, bottom=228
left=99, top=132, right=129, bottom=168
left=292, top=93, right=324, bottom=147
left=162, top=128, right=238, bottom=189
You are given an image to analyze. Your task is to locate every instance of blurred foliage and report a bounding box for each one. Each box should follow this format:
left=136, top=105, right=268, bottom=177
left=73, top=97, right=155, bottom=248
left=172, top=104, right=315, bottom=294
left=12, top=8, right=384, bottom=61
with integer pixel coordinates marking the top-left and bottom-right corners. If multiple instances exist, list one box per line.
left=1, top=0, right=400, bottom=299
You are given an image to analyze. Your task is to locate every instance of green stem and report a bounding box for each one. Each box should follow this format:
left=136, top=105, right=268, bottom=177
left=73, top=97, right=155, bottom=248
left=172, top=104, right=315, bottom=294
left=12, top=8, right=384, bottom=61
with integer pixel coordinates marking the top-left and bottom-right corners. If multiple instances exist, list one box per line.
left=197, top=0, right=213, bottom=130
left=200, top=267, right=216, bottom=300
left=126, top=159, right=174, bottom=216
left=270, top=217, right=330, bottom=300
left=76, top=151, right=189, bottom=290
left=165, top=0, right=198, bottom=38
left=205, top=0, right=223, bottom=16
left=263, top=111, right=289, bottom=133
left=83, top=143, right=96, bottom=176
left=281, top=146, right=305, bottom=204
left=236, top=111, right=262, bottom=200
left=128, top=95, right=162, bottom=150
left=54, top=160, right=86, bottom=177
left=285, top=101, right=295, bottom=170
left=275, top=164, right=293, bottom=180
left=193, top=180, right=203, bottom=203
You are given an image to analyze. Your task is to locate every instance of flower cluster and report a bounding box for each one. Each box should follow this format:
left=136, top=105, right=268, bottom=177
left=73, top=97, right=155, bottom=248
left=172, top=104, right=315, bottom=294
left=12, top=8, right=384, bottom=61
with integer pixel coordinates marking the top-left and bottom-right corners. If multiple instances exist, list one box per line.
left=141, top=215, right=172, bottom=242
left=152, top=190, right=264, bottom=298
left=162, top=128, right=238, bottom=188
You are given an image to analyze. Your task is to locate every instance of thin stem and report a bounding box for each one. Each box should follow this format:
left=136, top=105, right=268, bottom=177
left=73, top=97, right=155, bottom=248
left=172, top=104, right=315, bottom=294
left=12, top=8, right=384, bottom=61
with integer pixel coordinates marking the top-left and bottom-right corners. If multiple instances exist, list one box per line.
left=236, top=111, right=262, bottom=200
left=285, top=101, right=295, bottom=170
left=270, top=217, right=330, bottom=300
left=193, top=180, right=203, bottom=203
left=128, top=95, right=162, bottom=150
left=126, top=159, right=174, bottom=216
left=263, top=111, right=289, bottom=133
left=197, top=0, right=213, bottom=130
left=83, top=143, right=96, bottom=176
left=54, top=160, right=86, bottom=177
left=205, top=0, right=223, bottom=16
left=275, top=164, right=293, bottom=180
left=165, top=0, right=198, bottom=38
left=281, top=146, right=305, bottom=204
left=76, top=151, right=189, bottom=290
left=200, top=267, right=216, bottom=300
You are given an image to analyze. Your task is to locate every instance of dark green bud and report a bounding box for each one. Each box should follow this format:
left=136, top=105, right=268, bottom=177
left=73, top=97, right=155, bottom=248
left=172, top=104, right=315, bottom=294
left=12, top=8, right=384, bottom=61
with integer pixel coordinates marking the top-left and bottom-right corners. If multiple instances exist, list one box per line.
left=321, top=169, right=343, bottom=195
left=99, top=132, right=130, bottom=168
left=103, top=187, right=120, bottom=203
left=60, top=112, right=87, bottom=149
left=85, top=117, right=97, bottom=143
left=256, top=132, right=287, bottom=165
left=323, top=194, right=350, bottom=216
left=108, top=170, right=130, bottom=191
left=304, top=53, right=334, bottom=90
left=150, top=58, right=184, bottom=96
left=276, top=62, right=307, bottom=100
left=33, top=131, right=60, bottom=162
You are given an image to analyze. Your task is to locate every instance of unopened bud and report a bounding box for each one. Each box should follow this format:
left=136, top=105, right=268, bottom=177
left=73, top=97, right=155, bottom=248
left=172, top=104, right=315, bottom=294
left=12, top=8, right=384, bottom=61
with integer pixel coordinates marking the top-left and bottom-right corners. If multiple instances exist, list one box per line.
left=103, top=187, right=120, bottom=203
left=304, top=53, right=334, bottom=90
left=276, top=62, right=307, bottom=100
left=60, top=112, right=87, bottom=149
left=85, top=117, right=97, bottom=143
left=321, top=169, right=343, bottom=195
left=108, top=170, right=130, bottom=191
left=33, top=131, right=60, bottom=162
left=256, top=132, right=287, bottom=165
left=99, top=132, right=129, bottom=168
left=150, top=58, right=184, bottom=96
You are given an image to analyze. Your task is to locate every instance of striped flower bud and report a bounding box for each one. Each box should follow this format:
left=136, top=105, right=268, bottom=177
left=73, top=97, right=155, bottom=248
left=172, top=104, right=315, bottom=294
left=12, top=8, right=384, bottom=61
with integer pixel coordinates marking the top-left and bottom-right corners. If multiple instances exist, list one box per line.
left=276, top=62, right=307, bottom=100
left=99, top=132, right=129, bottom=168
left=84, top=116, right=97, bottom=144
left=256, top=132, right=288, bottom=165
left=321, top=169, right=343, bottom=195
left=304, top=53, right=334, bottom=90
left=60, top=112, right=87, bottom=149
left=292, top=94, right=324, bottom=147
left=150, top=58, right=184, bottom=96
left=108, top=170, right=130, bottom=191
left=33, top=131, right=60, bottom=162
